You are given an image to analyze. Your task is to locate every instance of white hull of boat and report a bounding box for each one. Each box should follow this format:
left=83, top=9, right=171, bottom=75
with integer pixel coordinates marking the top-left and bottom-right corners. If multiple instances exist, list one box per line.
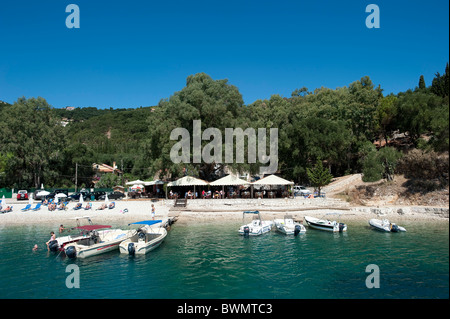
left=304, top=216, right=347, bottom=232
left=273, top=218, right=306, bottom=235
left=64, top=229, right=133, bottom=258
left=119, top=227, right=167, bottom=255
left=50, top=229, right=112, bottom=252
left=238, top=220, right=273, bottom=236
left=369, top=219, right=406, bottom=232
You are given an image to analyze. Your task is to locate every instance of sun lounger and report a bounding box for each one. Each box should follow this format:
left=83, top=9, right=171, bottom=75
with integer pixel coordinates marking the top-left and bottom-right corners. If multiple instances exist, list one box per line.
left=21, top=204, right=32, bottom=211
left=31, top=203, right=42, bottom=211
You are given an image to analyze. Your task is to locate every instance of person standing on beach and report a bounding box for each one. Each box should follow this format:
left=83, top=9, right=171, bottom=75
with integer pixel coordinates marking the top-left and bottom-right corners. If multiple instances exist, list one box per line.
left=151, top=204, right=155, bottom=220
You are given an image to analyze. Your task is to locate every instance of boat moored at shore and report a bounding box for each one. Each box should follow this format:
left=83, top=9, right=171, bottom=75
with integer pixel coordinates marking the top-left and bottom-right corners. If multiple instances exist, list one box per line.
left=273, top=215, right=306, bottom=235
left=304, top=214, right=347, bottom=232
left=64, top=225, right=133, bottom=258
left=119, top=220, right=167, bottom=255
left=238, top=211, right=273, bottom=236
left=369, top=218, right=406, bottom=232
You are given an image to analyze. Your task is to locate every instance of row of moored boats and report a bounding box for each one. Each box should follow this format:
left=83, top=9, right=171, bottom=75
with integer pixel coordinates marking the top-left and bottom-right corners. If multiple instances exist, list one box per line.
left=48, top=212, right=406, bottom=259
left=48, top=216, right=176, bottom=258
left=238, top=211, right=406, bottom=236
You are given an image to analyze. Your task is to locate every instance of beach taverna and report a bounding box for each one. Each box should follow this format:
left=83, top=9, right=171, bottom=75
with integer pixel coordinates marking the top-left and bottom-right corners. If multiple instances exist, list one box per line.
left=251, top=174, right=293, bottom=198
left=209, top=174, right=250, bottom=198
left=166, top=174, right=294, bottom=199
left=167, top=176, right=209, bottom=199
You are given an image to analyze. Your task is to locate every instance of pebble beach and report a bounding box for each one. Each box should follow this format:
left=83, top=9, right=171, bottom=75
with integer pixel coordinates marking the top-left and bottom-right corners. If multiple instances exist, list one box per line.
left=1, top=196, right=448, bottom=226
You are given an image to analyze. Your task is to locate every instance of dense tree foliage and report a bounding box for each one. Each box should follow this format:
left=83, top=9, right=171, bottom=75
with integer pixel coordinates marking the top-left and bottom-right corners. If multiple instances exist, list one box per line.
left=0, top=97, right=65, bottom=188
left=0, top=63, right=448, bottom=189
left=306, top=158, right=333, bottom=196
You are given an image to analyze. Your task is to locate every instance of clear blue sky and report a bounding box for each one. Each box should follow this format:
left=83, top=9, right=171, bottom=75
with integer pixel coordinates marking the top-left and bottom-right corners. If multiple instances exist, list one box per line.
left=0, top=0, right=448, bottom=108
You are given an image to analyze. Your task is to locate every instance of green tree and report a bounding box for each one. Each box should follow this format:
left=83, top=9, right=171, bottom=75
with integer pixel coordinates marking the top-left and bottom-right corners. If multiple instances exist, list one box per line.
left=306, top=158, right=333, bottom=196
left=429, top=99, right=449, bottom=152
left=418, top=75, right=426, bottom=90
left=0, top=152, right=14, bottom=184
left=95, top=173, right=120, bottom=188
left=396, top=91, right=442, bottom=144
left=376, top=95, right=398, bottom=145
left=0, top=97, right=65, bottom=188
left=143, top=73, right=245, bottom=181
left=362, top=146, right=402, bottom=182
left=431, top=63, right=449, bottom=98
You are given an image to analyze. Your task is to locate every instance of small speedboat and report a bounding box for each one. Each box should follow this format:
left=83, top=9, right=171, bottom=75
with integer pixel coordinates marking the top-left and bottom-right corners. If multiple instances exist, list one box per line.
left=369, top=219, right=406, bottom=232
left=238, top=211, right=273, bottom=236
left=304, top=214, right=347, bottom=232
left=47, top=216, right=97, bottom=252
left=119, top=220, right=167, bottom=255
left=64, top=225, right=133, bottom=258
left=273, top=215, right=306, bottom=236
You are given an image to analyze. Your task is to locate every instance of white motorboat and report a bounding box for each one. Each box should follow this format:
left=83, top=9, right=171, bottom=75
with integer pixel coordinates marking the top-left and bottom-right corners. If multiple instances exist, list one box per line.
left=304, top=214, right=347, bottom=232
left=64, top=225, right=133, bottom=258
left=47, top=216, right=97, bottom=252
left=238, top=211, right=273, bottom=236
left=119, top=220, right=168, bottom=255
left=369, top=218, right=406, bottom=232
left=273, top=215, right=306, bottom=236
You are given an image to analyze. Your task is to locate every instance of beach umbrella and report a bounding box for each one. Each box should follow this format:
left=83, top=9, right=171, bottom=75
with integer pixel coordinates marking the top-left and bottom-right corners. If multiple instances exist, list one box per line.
left=251, top=174, right=294, bottom=185
left=167, top=176, right=208, bottom=187
left=104, top=193, right=109, bottom=204
left=79, top=193, right=84, bottom=205
left=36, top=190, right=50, bottom=197
left=1, top=195, right=5, bottom=207
left=209, top=175, right=250, bottom=186
left=126, top=179, right=146, bottom=186
left=144, top=180, right=165, bottom=186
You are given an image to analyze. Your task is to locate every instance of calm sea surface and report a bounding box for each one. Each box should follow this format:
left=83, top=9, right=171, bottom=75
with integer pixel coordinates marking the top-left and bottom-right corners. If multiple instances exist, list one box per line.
left=0, top=220, right=448, bottom=299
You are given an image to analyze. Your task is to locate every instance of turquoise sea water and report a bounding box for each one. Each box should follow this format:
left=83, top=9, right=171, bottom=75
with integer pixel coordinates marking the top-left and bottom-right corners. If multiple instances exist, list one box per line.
left=0, top=220, right=448, bottom=299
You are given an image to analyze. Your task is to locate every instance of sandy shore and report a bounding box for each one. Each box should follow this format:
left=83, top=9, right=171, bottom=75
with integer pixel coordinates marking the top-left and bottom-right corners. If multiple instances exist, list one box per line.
left=0, top=197, right=448, bottom=227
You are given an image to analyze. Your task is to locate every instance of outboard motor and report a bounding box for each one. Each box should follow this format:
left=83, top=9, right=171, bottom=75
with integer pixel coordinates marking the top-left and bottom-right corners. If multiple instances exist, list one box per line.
left=294, top=225, right=301, bottom=236
left=48, top=240, right=59, bottom=252
left=128, top=243, right=135, bottom=255
left=243, top=226, right=250, bottom=237
left=339, top=223, right=345, bottom=232
left=390, top=224, right=399, bottom=232
left=66, top=246, right=77, bottom=259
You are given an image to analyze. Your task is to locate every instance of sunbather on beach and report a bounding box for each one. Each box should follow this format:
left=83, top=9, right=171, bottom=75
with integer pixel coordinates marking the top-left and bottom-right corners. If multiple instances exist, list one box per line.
left=1, top=206, right=12, bottom=213
left=97, top=203, right=107, bottom=210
